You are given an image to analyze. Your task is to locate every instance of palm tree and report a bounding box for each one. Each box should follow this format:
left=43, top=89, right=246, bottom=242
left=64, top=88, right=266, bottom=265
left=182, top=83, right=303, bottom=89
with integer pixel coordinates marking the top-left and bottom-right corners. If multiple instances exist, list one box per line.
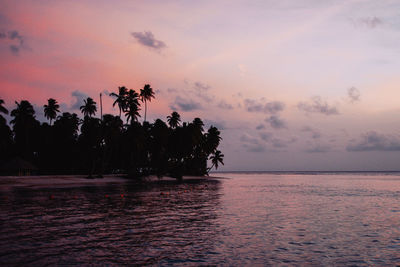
left=140, top=84, right=155, bottom=122
left=10, top=100, right=35, bottom=123
left=208, top=150, right=224, bottom=171
left=126, top=89, right=140, bottom=107
left=124, top=89, right=141, bottom=124
left=192, top=118, right=204, bottom=132
left=109, top=86, right=128, bottom=118
left=10, top=100, right=39, bottom=159
left=167, top=111, right=181, bottom=129
left=125, top=103, right=141, bottom=124
left=205, top=126, right=222, bottom=153
left=43, top=98, right=60, bottom=125
left=0, top=99, right=8, bottom=115
left=80, top=97, right=97, bottom=118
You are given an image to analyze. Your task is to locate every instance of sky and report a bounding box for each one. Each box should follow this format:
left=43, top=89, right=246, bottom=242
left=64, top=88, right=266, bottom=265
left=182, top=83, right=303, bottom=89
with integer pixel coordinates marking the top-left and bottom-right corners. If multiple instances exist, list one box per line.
left=1, top=0, right=400, bottom=171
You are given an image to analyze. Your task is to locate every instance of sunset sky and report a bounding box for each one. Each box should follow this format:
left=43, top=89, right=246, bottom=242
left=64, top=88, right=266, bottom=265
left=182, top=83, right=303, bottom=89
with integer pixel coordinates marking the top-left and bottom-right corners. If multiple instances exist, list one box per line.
left=1, top=0, right=400, bottom=171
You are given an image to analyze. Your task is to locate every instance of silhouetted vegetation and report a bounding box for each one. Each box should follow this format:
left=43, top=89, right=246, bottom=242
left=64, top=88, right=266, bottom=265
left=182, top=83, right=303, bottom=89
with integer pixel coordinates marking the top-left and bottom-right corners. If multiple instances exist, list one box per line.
left=0, top=85, right=224, bottom=179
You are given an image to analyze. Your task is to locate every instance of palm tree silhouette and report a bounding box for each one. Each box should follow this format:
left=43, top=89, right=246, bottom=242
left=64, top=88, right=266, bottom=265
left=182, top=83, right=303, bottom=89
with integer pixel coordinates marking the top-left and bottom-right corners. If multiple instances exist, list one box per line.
left=167, top=111, right=181, bottom=129
left=10, top=100, right=36, bottom=123
left=109, top=86, right=128, bottom=118
left=209, top=150, right=224, bottom=171
left=124, top=89, right=141, bottom=124
left=193, top=118, right=204, bottom=132
left=125, top=103, right=141, bottom=124
left=140, top=84, right=155, bottom=122
left=43, top=98, right=60, bottom=125
left=126, top=89, right=140, bottom=107
left=0, top=100, right=12, bottom=161
left=0, top=99, right=8, bottom=115
left=10, top=100, right=39, bottom=160
left=2, top=87, right=225, bottom=177
left=80, top=97, right=97, bottom=118
left=205, top=126, right=222, bottom=153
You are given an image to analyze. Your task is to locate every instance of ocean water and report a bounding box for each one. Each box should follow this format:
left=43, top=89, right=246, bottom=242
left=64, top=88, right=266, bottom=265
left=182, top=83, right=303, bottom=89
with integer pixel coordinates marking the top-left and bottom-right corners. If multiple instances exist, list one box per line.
left=1, top=172, right=400, bottom=266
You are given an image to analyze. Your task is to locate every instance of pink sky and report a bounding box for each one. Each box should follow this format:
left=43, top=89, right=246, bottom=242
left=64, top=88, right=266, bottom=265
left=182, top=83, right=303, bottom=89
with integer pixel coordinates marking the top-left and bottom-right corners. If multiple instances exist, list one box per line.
left=1, top=0, right=400, bottom=170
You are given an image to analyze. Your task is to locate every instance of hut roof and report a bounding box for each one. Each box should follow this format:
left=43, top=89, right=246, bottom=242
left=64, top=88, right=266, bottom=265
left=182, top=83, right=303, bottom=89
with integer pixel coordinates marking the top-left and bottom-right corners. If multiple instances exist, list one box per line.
left=0, top=157, right=38, bottom=171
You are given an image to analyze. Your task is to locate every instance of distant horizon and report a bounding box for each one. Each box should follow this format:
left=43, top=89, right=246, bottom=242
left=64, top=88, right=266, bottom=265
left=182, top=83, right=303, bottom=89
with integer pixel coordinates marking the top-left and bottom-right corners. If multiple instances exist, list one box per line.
left=212, top=170, right=400, bottom=173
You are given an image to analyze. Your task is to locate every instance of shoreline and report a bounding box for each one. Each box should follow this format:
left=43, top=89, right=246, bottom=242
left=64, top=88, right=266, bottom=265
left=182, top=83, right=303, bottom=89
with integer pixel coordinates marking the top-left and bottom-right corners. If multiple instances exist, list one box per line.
left=0, top=174, right=219, bottom=189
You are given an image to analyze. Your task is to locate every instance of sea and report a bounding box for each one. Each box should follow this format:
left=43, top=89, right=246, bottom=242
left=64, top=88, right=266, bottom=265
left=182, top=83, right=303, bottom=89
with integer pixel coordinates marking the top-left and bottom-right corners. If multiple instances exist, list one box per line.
left=1, top=172, right=400, bottom=266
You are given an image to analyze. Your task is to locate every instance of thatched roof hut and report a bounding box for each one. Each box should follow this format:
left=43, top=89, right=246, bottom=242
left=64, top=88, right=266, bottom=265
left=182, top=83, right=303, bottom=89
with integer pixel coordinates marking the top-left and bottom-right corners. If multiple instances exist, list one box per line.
left=0, top=157, right=38, bottom=176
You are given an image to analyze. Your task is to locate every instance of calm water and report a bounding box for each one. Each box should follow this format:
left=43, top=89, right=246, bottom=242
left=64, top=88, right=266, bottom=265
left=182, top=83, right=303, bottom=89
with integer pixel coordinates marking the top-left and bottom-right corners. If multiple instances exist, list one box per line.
left=1, top=173, right=400, bottom=266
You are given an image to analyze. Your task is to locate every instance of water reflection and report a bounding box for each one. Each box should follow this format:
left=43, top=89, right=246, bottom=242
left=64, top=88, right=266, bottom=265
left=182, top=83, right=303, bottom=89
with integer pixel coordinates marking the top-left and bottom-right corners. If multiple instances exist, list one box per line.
left=2, top=173, right=400, bottom=265
left=0, top=180, right=222, bottom=266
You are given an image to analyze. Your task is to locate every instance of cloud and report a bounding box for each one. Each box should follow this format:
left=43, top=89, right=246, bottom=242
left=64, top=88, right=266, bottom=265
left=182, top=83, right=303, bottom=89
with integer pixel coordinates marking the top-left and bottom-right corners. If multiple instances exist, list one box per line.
left=71, top=90, right=88, bottom=110
left=259, top=132, right=273, bottom=142
left=9, top=45, right=19, bottom=54
left=204, top=119, right=226, bottom=130
left=265, top=115, right=287, bottom=129
left=240, top=134, right=266, bottom=152
left=244, top=99, right=285, bottom=114
left=301, top=126, right=321, bottom=139
left=0, top=30, right=26, bottom=55
left=8, top=30, right=24, bottom=44
left=271, top=138, right=288, bottom=148
left=193, top=81, right=210, bottom=91
left=256, top=124, right=265, bottom=130
left=259, top=132, right=296, bottom=149
left=131, top=31, right=166, bottom=51
left=347, top=131, right=400, bottom=152
left=305, top=143, right=332, bottom=153
left=167, top=88, right=178, bottom=93
left=192, top=81, right=213, bottom=102
left=298, top=96, right=339, bottom=115
left=217, top=100, right=233, bottom=110
left=163, top=81, right=215, bottom=105
left=351, top=17, right=383, bottom=29
left=170, top=96, right=202, bottom=112
left=101, top=89, right=111, bottom=95
left=347, top=87, right=360, bottom=103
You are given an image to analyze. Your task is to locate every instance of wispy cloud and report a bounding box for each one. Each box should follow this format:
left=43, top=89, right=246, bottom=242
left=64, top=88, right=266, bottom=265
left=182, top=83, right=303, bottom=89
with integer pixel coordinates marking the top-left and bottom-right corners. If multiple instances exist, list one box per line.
left=191, top=81, right=213, bottom=102
left=351, top=17, right=383, bottom=29
left=256, top=124, right=265, bottom=130
left=259, top=131, right=296, bottom=149
left=298, top=96, right=339, bottom=116
left=0, top=30, right=26, bottom=55
left=301, top=126, right=321, bottom=139
left=347, top=131, right=400, bottom=151
left=193, top=81, right=210, bottom=91
left=217, top=100, right=234, bottom=110
left=265, top=115, right=287, bottom=129
left=170, top=96, right=202, bottom=112
left=131, top=31, right=166, bottom=51
left=204, top=119, right=226, bottom=130
left=240, top=133, right=266, bottom=152
left=347, top=87, right=360, bottom=103
left=71, top=90, right=88, bottom=110
left=305, top=143, right=332, bottom=153
left=244, top=99, right=285, bottom=114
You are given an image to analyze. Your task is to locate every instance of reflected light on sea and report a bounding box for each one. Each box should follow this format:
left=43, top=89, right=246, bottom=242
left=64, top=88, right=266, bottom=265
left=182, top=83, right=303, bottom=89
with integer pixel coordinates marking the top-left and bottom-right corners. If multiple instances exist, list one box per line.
left=1, top=173, right=400, bottom=265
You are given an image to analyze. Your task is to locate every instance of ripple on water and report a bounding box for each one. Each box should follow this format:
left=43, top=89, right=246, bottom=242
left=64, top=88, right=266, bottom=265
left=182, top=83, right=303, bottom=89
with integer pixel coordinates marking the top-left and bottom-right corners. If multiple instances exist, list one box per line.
left=1, top=174, right=400, bottom=265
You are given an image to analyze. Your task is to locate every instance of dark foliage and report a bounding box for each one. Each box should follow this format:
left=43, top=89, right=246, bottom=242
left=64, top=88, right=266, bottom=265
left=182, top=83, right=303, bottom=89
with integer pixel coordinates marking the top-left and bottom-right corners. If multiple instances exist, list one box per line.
left=0, top=87, right=223, bottom=179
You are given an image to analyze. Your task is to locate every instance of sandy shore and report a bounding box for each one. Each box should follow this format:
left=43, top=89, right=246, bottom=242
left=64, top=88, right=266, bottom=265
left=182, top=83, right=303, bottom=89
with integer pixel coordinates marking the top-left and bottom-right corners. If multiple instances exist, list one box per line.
left=0, top=174, right=217, bottom=189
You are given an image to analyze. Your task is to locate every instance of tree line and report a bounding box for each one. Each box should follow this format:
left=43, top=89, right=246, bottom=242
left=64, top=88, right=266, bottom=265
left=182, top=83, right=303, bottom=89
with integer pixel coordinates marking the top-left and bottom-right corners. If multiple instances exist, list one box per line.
left=0, top=84, right=224, bottom=179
